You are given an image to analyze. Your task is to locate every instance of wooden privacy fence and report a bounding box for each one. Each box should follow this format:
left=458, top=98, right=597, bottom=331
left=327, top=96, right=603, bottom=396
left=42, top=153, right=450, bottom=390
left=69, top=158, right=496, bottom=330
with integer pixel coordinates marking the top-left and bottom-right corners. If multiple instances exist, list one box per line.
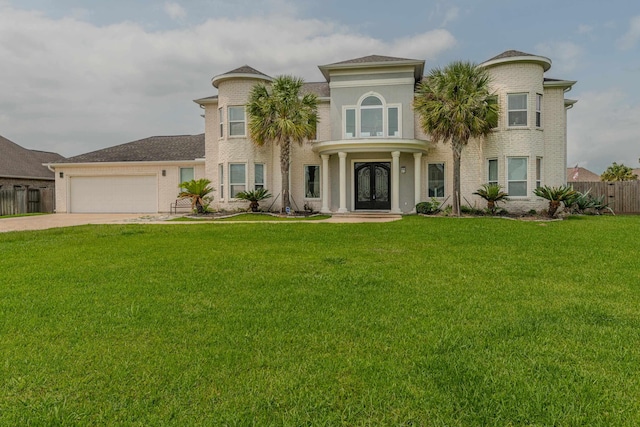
left=0, top=188, right=55, bottom=216
left=571, top=181, right=640, bottom=214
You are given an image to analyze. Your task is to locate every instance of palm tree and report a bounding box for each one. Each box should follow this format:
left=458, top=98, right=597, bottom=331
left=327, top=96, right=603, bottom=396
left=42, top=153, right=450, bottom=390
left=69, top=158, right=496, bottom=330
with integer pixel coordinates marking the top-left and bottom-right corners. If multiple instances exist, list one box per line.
left=247, top=75, right=318, bottom=212
left=235, top=188, right=272, bottom=212
left=600, top=162, right=638, bottom=181
left=178, top=178, right=214, bottom=214
left=413, top=61, right=498, bottom=216
left=473, top=183, right=509, bottom=214
left=533, top=185, right=576, bottom=218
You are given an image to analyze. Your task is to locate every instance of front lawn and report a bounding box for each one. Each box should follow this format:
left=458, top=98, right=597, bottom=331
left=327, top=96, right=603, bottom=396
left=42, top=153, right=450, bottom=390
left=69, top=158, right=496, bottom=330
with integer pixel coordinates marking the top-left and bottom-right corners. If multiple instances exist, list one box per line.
left=1, top=216, right=639, bottom=425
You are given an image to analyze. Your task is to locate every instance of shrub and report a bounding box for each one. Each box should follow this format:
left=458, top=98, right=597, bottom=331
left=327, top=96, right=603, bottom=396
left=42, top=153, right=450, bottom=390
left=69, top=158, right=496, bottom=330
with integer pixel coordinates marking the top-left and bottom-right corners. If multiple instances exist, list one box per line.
left=473, top=183, right=509, bottom=215
left=533, top=185, right=576, bottom=218
left=416, top=198, right=441, bottom=215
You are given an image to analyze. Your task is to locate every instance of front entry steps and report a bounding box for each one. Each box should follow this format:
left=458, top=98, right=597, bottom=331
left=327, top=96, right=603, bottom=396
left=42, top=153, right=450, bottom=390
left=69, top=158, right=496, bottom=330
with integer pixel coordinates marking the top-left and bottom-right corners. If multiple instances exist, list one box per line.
left=331, top=211, right=402, bottom=220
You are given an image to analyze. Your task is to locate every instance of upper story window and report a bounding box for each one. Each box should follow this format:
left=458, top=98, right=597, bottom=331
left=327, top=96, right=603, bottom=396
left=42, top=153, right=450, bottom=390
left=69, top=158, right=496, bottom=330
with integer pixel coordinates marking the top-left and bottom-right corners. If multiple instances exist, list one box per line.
left=507, top=93, right=527, bottom=127
left=536, top=94, right=542, bottom=127
left=228, top=106, right=246, bottom=137
left=344, top=94, right=401, bottom=139
left=218, top=107, right=224, bottom=138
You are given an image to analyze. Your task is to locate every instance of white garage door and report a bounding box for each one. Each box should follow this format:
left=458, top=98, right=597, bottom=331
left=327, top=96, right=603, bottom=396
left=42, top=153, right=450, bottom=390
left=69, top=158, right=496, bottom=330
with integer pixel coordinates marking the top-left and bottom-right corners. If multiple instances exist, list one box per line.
left=70, top=175, right=158, bottom=213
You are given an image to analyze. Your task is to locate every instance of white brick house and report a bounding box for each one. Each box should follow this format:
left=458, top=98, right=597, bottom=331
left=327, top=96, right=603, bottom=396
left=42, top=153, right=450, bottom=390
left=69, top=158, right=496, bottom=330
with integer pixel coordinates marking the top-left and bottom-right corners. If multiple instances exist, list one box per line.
left=197, top=50, right=576, bottom=214
left=49, top=50, right=576, bottom=214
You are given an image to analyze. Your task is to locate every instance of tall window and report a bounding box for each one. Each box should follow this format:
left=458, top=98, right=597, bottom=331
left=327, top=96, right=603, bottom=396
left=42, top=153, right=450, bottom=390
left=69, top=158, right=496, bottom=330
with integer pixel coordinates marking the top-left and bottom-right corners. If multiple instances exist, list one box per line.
left=344, top=94, right=400, bottom=138
left=304, top=165, right=320, bottom=198
left=360, top=96, right=383, bottom=137
left=228, top=106, right=246, bottom=136
left=488, top=159, right=498, bottom=186
left=536, top=94, right=542, bottom=127
left=388, top=107, right=399, bottom=137
left=508, top=93, right=527, bottom=127
left=254, top=164, right=264, bottom=190
left=218, top=163, right=224, bottom=199
left=345, top=109, right=356, bottom=137
left=536, top=158, right=542, bottom=188
left=179, top=167, right=194, bottom=190
left=508, top=157, right=528, bottom=196
left=428, top=163, right=445, bottom=197
left=218, top=107, right=224, bottom=137
left=229, top=163, right=246, bottom=198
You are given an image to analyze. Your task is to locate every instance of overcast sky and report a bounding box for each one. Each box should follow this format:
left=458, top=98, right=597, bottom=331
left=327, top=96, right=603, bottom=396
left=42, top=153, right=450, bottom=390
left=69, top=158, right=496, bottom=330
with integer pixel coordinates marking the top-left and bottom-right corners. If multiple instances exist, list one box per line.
left=1, top=0, right=639, bottom=173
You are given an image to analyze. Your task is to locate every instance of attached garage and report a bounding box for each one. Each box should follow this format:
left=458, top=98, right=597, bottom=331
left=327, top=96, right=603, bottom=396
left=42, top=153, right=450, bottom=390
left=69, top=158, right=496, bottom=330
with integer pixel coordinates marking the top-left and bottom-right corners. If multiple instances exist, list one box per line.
left=47, top=134, right=205, bottom=213
left=70, top=175, right=157, bottom=213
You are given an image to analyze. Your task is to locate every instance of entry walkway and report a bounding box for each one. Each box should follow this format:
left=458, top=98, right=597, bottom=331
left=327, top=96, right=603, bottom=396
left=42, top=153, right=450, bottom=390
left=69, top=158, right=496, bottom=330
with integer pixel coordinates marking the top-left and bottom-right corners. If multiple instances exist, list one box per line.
left=0, top=213, right=402, bottom=232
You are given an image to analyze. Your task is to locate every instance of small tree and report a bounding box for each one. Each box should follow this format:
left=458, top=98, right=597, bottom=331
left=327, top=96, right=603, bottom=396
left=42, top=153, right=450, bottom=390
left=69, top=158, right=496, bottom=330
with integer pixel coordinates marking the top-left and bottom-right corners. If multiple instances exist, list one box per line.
left=235, top=188, right=272, bottom=212
left=413, top=61, right=499, bottom=217
left=178, top=178, right=214, bottom=214
left=533, top=185, right=576, bottom=218
left=473, top=183, right=509, bottom=214
left=247, top=75, right=318, bottom=212
left=600, top=162, right=638, bottom=181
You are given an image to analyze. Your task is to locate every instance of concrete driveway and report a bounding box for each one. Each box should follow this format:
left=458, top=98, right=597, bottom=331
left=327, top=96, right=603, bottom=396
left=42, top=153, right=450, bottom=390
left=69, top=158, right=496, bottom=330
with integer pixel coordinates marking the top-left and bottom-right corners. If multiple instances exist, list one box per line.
left=0, top=214, right=164, bottom=233
left=0, top=213, right=403, bottom=233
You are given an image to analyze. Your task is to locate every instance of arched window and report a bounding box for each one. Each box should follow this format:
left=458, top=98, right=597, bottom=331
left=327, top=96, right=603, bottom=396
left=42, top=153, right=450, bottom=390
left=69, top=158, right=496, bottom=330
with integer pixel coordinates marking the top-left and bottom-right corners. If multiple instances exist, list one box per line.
left=360, top=96, right=383, bottom=137
left=344, top=94, right=401, bottom=139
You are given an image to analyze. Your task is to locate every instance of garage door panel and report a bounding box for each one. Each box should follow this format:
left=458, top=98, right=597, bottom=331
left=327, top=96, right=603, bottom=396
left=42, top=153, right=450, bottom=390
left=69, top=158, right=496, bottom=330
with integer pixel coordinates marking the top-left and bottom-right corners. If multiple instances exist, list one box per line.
left=70, top=176, right=157, bottom=213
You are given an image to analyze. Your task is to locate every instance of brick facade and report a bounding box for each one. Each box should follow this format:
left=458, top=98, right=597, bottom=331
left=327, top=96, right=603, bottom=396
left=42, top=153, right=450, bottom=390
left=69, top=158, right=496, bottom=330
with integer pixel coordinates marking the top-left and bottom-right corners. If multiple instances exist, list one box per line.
left=201, top=52, right=576, bottom=214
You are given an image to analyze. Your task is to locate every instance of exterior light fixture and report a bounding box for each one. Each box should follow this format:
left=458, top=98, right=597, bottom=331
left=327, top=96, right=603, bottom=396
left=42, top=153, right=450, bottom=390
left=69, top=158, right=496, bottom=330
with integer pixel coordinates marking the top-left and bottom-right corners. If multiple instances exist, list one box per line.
left=400, top=166, right=406, bottom=174
left=59, top=172, right=64, bottom=178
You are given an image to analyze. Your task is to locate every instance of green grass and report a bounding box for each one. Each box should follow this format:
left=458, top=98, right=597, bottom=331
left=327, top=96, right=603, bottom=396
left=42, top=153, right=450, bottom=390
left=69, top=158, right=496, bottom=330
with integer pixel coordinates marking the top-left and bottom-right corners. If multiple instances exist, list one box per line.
left=171, top=213, right=331, bottom=221
left=1, top=216, right=639, bottom=425
left=0, top=212, right=48, bottom=219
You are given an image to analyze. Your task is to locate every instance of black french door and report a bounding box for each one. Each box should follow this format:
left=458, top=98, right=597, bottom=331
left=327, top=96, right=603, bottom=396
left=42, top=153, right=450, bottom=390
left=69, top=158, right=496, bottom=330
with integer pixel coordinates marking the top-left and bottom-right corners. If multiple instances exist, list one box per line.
left=354, top=162, right=391, bottom=210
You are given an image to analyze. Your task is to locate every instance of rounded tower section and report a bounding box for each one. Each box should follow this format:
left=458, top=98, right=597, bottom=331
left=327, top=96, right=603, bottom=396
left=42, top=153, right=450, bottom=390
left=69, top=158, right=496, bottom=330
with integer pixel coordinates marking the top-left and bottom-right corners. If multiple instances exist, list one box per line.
left=479, top=50, right=552, bottom=210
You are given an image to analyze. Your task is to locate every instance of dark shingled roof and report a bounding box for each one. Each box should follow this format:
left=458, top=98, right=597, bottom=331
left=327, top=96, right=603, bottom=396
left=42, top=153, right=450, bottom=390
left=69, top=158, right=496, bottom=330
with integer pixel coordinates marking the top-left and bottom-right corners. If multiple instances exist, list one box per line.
left=56, top=134, right=205, bottom=164
left=485, top=50, right=537, bottom=62
left=218, top=65, right=271, bottom=79
left=302, top=82, right=330, bottom=97
left=326, top=54, right=417, bottom=66
left=0, top=134, right=65, bottom=180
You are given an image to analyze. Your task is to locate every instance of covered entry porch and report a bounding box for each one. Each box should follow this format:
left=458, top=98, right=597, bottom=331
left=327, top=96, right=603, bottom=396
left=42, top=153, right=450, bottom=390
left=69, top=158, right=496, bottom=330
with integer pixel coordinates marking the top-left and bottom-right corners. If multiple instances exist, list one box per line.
left=312, top=139, right=432, bottom=214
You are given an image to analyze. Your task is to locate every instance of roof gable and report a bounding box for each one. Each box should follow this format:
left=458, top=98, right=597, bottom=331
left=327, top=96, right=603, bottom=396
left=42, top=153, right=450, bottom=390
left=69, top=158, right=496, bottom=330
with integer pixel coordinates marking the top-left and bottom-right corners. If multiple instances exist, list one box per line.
left=318, top=54, right=425, bottom=82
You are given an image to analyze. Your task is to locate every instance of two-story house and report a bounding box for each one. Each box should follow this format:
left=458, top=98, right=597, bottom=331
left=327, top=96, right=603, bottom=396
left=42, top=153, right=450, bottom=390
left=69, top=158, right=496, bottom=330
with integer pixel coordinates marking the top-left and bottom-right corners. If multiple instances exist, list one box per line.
left=49, top=50, right=576, bottom=214
left=195, top=50, right=576, bottom=214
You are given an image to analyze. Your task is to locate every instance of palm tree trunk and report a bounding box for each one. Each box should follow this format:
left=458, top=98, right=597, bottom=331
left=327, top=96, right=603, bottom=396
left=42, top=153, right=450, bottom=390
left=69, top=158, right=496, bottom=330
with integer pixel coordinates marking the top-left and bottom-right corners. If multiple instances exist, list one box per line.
left=452, top=139, right=462, bottom=217
left=280, top=138, right=291, bottom=213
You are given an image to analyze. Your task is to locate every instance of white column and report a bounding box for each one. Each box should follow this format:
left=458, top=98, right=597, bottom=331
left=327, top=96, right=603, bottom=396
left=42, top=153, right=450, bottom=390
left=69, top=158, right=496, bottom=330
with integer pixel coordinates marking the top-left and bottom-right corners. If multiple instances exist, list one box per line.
left=338, top=152, right=348, bottom=213
left=413, top=152, right=422, bottom=212
left=321, top=154, right=330, bottom=213
left=391, top=151, right=401, bottom=213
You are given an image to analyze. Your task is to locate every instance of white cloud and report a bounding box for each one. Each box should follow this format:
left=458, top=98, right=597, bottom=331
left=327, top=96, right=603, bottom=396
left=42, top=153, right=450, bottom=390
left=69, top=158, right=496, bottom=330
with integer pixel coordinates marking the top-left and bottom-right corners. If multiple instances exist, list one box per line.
left=534, top=41, right=584, bottom=73
left=617, top=15, right=640, bottom=50
left=568, top=89, right=640, bottom=173
left=0, top=3, right=456, bottom=157
left=577, top=24, right=593, bottom=35
left=441, top=7, right=459, bottom=27
left=163, top=2, right=186, bottom=21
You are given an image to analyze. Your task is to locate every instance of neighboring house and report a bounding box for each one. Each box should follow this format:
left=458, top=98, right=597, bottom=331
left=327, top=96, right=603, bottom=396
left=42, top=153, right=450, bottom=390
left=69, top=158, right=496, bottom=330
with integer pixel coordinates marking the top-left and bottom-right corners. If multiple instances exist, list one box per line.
left=49, top=50, right=577, bottom=214
left=0, top=134, right=64, bottom=190
left=567, top=167, right=601, bottom=182
left=48, top=135, right=204, bottom=213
